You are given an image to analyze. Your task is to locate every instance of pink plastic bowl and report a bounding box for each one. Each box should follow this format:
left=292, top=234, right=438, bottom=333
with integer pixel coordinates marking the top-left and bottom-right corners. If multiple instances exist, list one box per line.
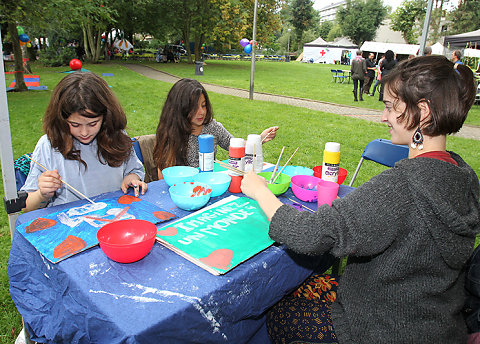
left=96, top=219, right=157, bottom=263
left=291, top=175, right=322, bottom=202
left=312, top=166, right=348, bottom=185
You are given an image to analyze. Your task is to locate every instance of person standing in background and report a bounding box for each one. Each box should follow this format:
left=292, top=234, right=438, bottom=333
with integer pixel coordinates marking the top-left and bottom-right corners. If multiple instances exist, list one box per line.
left=363, top=53, right=376, bottom=95
left=351, top=50, right=367, bottom=102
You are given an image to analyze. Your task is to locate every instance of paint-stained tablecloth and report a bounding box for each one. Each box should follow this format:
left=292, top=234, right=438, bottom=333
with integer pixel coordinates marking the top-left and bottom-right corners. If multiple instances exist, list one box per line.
left=9, top=179, right=353, bottom=343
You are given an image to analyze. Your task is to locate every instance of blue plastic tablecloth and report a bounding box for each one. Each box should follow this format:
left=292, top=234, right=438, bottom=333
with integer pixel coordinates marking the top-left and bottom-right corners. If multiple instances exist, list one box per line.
left=9, top=180, right=353, bottom=343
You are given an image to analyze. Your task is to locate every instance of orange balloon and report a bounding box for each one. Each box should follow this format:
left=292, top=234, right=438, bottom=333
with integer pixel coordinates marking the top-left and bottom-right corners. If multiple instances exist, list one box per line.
left=19, top=41, right=26, bottom=46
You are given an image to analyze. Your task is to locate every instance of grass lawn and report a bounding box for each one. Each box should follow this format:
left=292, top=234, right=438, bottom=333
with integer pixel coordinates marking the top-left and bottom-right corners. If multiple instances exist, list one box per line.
left=1, top=61, right=480, bottom=343
left=135, top=58, right=480, bottom=127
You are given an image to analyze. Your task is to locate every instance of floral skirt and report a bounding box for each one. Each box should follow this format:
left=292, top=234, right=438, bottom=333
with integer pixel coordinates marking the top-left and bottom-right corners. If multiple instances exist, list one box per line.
left=266, top=274, right=339, bottom=344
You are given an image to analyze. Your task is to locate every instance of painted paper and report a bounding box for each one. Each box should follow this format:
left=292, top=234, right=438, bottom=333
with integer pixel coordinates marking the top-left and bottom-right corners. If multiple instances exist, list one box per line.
left=156, top=196, right=273, bottom=275
left=17, top=196, right=176, bottom=263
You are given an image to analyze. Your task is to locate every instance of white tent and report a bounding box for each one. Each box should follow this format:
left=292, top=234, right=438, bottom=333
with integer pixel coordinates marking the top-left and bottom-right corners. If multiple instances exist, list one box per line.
left=430, top=42, right=446, bottom=55
left=360, top=41, right=419, bottom=56
left=302, top=36, right=357, bottom=64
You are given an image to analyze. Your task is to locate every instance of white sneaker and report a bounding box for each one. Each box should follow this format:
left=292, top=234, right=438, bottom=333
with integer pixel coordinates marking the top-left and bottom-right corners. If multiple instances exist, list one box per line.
left=15, top=328, right=26, bottom=344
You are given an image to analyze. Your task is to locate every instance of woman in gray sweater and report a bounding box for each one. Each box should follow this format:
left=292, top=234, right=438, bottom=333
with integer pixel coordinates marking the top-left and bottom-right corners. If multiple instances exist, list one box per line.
left=241, top=55, right=480, bottom=343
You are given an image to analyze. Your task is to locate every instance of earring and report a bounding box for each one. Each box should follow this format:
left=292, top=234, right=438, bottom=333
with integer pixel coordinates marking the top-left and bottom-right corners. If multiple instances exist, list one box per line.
left=411, top=127, right=424, bottom=150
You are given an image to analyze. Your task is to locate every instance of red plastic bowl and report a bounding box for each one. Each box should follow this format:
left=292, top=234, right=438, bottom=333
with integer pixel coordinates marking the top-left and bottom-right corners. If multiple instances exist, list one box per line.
left=96, top=219, right=157, bottom=263
left=312, top=166, right=348, bottom=185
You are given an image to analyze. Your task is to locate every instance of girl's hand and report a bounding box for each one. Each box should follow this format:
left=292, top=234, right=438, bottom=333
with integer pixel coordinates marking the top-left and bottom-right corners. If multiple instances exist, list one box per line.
left=260, top=126, right=279, bottom=144
left=122, top=174, right=148, bottom=197
left=37, top=169, right=62, bottom=200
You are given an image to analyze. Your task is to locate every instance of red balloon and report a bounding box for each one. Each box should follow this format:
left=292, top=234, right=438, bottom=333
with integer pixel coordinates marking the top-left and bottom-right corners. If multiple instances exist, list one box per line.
left=69, top=59, right=82, bottom=70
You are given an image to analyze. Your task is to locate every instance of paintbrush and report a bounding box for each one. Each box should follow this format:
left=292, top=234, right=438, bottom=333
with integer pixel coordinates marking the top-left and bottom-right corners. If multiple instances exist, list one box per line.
left=272, top=147, right=299, bottom=184
left=286, top=197, right=315, bottom=213
left=25, top=155, right=96, bottom=204
left=214, top=160, right=246, bottom=175
left=268, top=146, right=285, bottom=184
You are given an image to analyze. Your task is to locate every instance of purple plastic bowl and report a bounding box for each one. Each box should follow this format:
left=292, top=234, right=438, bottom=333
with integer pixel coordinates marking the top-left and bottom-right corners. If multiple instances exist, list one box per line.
left=291, top=175, right=322, bottom=202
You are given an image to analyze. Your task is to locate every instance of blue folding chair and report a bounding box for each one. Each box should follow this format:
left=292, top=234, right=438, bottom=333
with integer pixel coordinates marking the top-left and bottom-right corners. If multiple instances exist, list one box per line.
left=349, top=139, right=409, bottom=187
left=336, top=70, right=348, bottom=83
left=331, top=69, right=339, bottom=82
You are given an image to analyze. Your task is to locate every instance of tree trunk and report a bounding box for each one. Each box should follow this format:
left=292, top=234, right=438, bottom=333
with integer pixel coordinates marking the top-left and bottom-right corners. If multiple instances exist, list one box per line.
left=7, top=22, right=27, bottom=92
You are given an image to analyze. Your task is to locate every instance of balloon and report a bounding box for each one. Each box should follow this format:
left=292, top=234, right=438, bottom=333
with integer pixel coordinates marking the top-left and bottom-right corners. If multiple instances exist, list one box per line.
left=26, top=43, right=32, bottom=48
left=19, top=34, right=29, bottom=42
left=250, top=40, right=253, bottom=46
left=17, top=26, right=24, bottom=35
left=240, top=38, right=249, bottom=48
left=19, top=41, right=26, bottom=46
left=244, top=44, right=252, bottom=54
left=69, top=59, right=83, bottom=70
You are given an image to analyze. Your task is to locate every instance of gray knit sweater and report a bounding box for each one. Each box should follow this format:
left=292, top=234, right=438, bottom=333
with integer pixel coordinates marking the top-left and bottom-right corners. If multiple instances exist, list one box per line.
left=270, top=152, right=480, bottom=343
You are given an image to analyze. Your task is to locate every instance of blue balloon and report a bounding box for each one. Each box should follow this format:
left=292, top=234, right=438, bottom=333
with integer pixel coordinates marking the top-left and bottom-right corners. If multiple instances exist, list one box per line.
left=244, top=44, right=252, bottom=54
left=19, top=34, right=29, bottom=42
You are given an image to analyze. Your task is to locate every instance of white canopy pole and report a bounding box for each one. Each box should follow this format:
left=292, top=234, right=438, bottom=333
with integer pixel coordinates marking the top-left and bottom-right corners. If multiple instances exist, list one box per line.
left=0, top=28, right=21, bottom=238
left=418, top=0, right=435, bottom=56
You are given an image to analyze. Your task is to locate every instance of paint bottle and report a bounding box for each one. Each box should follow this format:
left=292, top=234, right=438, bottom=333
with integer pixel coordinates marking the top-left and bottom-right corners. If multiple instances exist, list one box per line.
left=244, top=134, right=263, bottom=173
left=321, top=142, right=340, bottom=183
left=228, top=138, right=245, bottom=193
left=198, top=134, right=214, bottom=172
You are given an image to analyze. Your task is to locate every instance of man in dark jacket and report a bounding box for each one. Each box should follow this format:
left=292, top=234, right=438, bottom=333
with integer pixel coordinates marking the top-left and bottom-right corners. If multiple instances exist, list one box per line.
left=351, top=50, right=367, bottom=101
left=363, top=53, right=376, bottom=95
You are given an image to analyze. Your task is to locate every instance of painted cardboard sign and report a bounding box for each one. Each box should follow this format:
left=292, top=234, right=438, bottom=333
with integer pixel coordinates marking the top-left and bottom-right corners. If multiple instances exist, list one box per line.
left=156, top=196, right=273, bottom=275
left=17, top=195, right=176, bottom=263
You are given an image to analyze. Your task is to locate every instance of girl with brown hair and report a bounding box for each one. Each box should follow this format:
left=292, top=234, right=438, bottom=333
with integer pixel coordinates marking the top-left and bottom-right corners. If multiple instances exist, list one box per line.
left=22, top=72, right=147, bottom=211
left=154, top=78, right=278, bottom=179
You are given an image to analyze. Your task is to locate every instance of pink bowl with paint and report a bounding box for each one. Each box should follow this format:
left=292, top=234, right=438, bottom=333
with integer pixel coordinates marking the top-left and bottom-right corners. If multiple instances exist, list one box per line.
left=291, top=175, right=322, bottom=202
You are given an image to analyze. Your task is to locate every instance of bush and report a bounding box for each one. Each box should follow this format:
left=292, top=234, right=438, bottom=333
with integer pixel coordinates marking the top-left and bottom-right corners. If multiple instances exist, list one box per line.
left=39, top=45, right=77, bottom=67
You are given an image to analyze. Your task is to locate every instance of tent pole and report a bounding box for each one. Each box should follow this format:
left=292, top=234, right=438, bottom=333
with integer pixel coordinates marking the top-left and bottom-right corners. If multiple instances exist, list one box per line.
left=418, top=0, right=434, bottom=56
left=0, top=28, right=20, bottom=239
left=0, top=27, right=35, bottom=344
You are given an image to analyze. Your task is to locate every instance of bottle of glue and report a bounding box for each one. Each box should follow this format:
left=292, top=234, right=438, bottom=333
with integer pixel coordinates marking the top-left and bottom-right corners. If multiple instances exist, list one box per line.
left=245, top=134, right=263, bottom=173
left=228, top=138, right=245, bottom=193
left=321, top=142, right=340, bottom=183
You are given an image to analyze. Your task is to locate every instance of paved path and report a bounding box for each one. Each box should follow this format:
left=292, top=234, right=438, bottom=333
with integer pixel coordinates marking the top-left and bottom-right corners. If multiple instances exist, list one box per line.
left=124, top=64, right=480, bottom=141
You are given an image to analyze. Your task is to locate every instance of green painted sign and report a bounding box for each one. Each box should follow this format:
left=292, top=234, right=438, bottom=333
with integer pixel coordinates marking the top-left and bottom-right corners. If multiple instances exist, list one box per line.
left=156, top=196, right=273, bottom=275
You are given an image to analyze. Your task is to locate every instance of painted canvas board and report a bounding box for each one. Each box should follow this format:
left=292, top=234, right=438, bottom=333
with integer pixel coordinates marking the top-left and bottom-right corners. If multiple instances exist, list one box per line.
left=17, top=195, right=176, bottom=263
left=156, top=196, right=273, bottom=275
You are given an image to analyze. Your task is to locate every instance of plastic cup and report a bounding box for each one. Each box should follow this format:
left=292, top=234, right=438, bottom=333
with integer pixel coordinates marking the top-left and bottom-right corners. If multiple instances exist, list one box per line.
left=317, top=180, right=339, bottom=207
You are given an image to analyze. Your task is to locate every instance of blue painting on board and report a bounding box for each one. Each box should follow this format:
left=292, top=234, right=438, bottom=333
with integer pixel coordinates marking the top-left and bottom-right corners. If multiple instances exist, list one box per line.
left=16, top=195, right=176, bottom=263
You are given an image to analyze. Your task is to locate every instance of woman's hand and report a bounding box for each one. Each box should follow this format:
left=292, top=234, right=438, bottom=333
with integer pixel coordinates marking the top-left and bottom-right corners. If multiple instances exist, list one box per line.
left=241, top=171, right=283, bottom=221
left=260, top=126, right=279, bottom=144
left=122, top=174, right=148, bottom=197
left=37, top=169, right=62, bottom=200
left=241, top=171, right=268, bottom=200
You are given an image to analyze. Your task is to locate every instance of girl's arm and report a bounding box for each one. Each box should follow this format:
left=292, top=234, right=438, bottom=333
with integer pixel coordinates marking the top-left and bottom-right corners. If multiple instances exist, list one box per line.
left=23, top=170, right=62, bottom=212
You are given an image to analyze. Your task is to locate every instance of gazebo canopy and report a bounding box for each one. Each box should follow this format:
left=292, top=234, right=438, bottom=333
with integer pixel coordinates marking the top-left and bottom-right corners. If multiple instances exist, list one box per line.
left=444, top=29, right=480, bottom=48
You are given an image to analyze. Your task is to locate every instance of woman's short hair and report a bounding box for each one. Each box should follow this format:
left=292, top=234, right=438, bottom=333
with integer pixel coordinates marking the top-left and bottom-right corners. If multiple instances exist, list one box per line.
left=383, top=55, right=475, bottom=136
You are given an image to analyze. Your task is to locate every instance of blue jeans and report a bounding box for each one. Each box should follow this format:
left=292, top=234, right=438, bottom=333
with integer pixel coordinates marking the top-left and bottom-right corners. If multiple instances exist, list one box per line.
left=371, top=79, right=380, bottom=95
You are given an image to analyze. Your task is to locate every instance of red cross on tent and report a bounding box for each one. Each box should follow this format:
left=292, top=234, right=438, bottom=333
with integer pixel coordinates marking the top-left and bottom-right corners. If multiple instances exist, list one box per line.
left=320, top=50, right=326, bottom=56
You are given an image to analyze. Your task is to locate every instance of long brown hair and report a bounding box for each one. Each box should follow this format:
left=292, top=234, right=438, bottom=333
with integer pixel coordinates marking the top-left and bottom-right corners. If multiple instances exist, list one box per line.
left=383, top=55, right=475, bottom=136
left=153, top=78, right=213, bottom=170
left=43, top=72, right=132, bottom=168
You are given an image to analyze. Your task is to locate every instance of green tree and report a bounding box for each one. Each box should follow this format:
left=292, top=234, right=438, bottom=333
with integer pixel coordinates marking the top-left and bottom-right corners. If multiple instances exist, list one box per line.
left=336, top=0, right=388, bottom=46
left=448, top=0, right=480, bottom=35
left=327, top=24, right=343, bottom=42
left=390, top=0, right=426, bottom=44
left=318, top=21, right=333, bottom=40
left=290, top=0, right=314, bottom=50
